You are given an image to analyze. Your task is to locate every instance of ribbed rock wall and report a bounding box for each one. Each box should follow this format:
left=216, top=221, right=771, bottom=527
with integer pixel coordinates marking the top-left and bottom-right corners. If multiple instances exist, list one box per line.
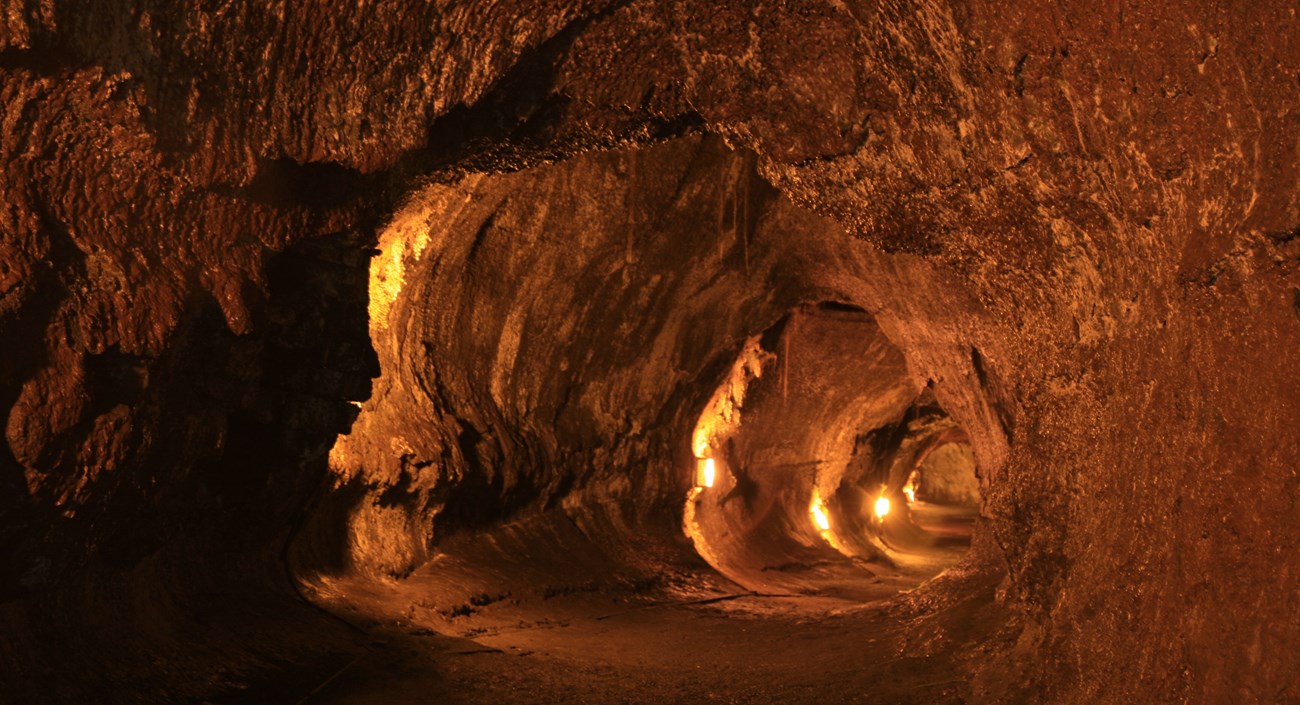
left=313, top=136, right=994, bottom=583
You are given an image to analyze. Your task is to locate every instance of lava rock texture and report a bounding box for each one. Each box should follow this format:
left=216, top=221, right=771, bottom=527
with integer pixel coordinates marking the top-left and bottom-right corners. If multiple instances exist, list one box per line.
left=2, top=1, right=1298, bottom=703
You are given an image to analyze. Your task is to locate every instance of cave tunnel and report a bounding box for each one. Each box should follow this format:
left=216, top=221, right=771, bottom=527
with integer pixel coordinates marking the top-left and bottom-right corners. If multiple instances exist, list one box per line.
left=2, top=3, right=1300, bottom=705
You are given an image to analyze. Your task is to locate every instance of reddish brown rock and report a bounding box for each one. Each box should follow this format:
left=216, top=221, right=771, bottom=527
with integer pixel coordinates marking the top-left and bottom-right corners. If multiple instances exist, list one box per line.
left=1, top=2, right=1298, bottom=703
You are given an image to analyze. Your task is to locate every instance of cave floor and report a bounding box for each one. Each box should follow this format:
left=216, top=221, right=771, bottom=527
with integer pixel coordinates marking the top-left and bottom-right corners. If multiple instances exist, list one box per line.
left=222, top=504, right=1002, bottom=705
left=305, top=584, right=1003, bottom=705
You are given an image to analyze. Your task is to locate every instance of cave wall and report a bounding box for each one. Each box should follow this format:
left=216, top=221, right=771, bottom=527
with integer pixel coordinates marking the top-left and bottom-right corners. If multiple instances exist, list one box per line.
left=2, top=1, right=1298, bottom=703
left=917, top=442, right=980, bottom=505
left=322, top=137, right=810, bottom=576
left=552, top=4, right=1300, bottom=700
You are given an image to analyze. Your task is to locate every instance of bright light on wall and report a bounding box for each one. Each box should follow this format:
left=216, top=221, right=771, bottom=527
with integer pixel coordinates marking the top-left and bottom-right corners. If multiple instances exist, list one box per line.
left=698, top=457, right=717, bottom=488
left=874, top=495, right=891, bottom=520
left=809, top=489, right=851, bottom=555
left=811, top=496, right=831, bottom=531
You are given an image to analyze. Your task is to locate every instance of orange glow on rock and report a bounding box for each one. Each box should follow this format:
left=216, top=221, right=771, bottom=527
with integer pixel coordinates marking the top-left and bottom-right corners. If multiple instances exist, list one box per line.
left=699, top=457, right=716, bottom=488
left=874, top=495, right=891, bottom=520
left=811, top=498, right=831, bottom=531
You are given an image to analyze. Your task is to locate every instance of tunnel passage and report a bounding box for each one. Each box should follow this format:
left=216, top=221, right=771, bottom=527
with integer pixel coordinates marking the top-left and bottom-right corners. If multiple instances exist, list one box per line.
left=287, top=134, right=1007, bottom=692
left=5, top=3, right=1300, bottom=704
left=685, top=303, right=983, bottom=598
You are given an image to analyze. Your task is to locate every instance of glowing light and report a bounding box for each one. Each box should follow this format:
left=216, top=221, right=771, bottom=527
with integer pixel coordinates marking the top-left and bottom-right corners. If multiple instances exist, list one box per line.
left=902, top=476, right=916, bottom=504
left=699, top=457, right=717, bottom=488
left=808, top=489, right=852, bottom=555
left=811, top=498, right=831, bottom=531
left=874, top=495, right=892, bottom=520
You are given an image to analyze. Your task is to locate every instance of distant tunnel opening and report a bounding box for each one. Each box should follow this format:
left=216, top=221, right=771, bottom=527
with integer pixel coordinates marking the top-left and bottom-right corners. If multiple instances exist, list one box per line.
left=684, top=303, right=983, bottom=598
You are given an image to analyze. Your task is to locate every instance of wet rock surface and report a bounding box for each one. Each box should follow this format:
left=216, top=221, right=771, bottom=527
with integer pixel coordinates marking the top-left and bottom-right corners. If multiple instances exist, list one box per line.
left=1, top=2, right=1299, bottom=703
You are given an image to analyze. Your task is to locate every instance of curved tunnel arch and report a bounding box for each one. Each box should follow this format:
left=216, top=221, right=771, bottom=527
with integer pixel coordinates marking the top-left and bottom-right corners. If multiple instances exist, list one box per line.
left=684, top=304, right=985, bottom=598
left=293, top=135, right=1008, bottom=640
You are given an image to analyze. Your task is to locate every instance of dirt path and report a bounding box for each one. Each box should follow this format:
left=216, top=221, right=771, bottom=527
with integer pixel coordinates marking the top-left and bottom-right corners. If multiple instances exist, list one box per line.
left=304, top=582, right=1001, bottom=705
left=220, top=503, right=999, bottom=705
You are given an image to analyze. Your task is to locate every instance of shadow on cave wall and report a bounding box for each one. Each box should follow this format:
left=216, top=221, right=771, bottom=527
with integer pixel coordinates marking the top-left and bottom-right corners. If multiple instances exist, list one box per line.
left=0, top=228, right=382, bottom=703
